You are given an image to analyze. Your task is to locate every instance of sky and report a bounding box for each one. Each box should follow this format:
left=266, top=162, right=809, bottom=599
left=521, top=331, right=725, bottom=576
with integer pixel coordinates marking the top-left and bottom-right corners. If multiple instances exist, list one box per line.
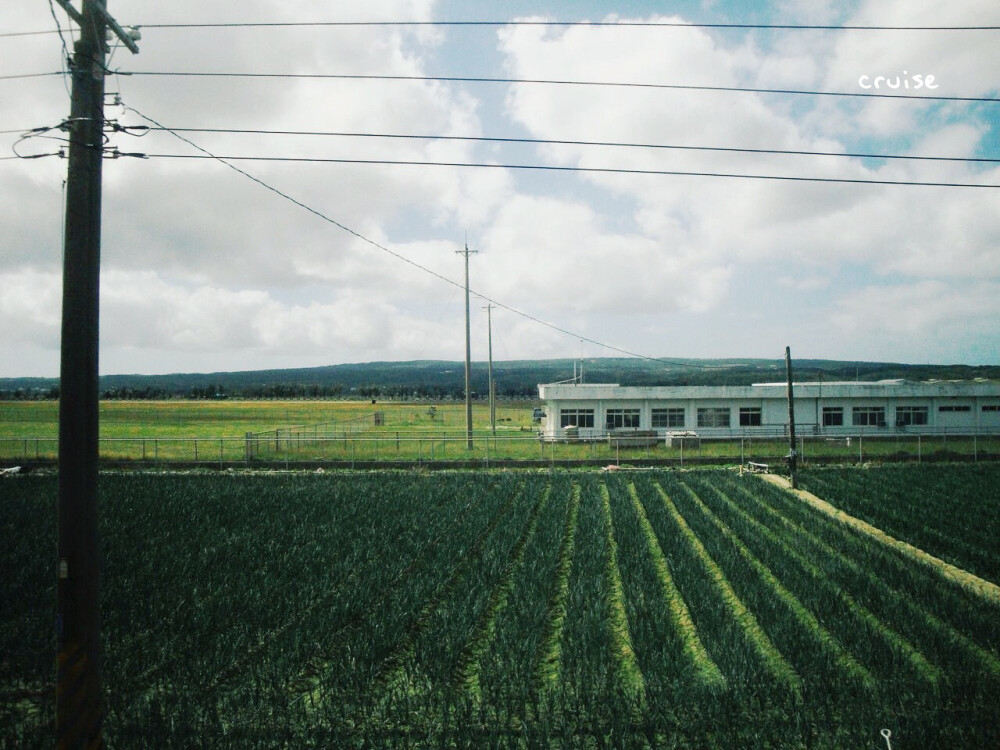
left=1, top=0, right=999, bottom=377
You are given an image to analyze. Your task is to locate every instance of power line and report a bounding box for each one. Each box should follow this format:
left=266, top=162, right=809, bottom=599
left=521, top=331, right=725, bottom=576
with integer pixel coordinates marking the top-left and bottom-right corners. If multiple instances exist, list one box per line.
left=120, top=102, right=736, bottom=370
left=121, top=71, right=1000, bottom=103
left=8, top=20, right=1000, bottom=39
left=0, top=72, right=65, bottom=81
left=0, top=30, right=65, bottom=37
left=134, top=126, right=1000, bottom=164
left=130, top=21, right=1000, bottom=31
left=131, top=152, right=1000, bottom=189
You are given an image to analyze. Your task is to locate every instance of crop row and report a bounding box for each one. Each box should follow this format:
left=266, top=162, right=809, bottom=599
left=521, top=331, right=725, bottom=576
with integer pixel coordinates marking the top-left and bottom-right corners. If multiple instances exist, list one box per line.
left=797, top=464, right=1000, bottom=583
left=3, top=468, right=999, bottom=748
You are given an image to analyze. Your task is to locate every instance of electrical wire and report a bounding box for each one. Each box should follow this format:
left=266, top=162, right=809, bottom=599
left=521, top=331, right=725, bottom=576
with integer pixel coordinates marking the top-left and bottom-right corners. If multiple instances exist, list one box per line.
left=121, top=71, right=1000, bottom=103
left=130, top=153, right=1000, bottom=189
left=131, top=21, right=1000, bottom=31
left=7, top=124, right=72, bottom=160
left=8, top=20, right=1000, bottom=38
left=119, top=102, right=740, bottom=370
left=0, top=30, right=63, bottom=37
left=134, top=126, right=1000, bottom=164
left=8, top=21, right=1000, bottom=36
left=47, top=0, right=73, bottom=60
left=0, top=72, right=65, bottom=81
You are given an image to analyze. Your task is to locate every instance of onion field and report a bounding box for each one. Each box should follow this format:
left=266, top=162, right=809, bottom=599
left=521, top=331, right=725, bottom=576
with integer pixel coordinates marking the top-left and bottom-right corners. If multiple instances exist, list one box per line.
left=2, top=467, right=999, bottom=748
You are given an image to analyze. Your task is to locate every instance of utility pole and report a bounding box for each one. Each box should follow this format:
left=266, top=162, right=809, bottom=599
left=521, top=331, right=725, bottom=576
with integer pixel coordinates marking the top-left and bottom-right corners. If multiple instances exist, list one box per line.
left=785, top=346, right=798, bottom=489
left=483, top=304, right=496, bottom=436
left=54, top=2, right=138, bottom=747
left=456, top=243, right=477, bottom=449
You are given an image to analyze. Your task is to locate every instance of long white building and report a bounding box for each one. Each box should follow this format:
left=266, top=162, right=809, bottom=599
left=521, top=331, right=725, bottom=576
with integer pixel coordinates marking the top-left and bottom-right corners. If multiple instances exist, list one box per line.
left=537, top=380, right=1000, bottom=440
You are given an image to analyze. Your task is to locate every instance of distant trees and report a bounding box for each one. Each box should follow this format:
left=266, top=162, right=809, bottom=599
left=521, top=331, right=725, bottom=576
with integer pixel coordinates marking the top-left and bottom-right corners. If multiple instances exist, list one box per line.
left=227, top=383, right=345, bottom=399
left=102, top=386, right=169, bottom=400
left=5, top=359, right=996, bottom=403
left=0, top=387, right=60, bottom=400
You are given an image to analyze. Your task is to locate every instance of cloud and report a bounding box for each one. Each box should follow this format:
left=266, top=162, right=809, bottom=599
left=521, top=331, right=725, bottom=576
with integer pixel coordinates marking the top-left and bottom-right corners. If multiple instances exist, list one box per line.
left=0, top=269, right=62, bottom=345
left=1, top=0, right=997, bottom=375
left=98, top=269, right=467, bottom=367
left=478, top=194, right=733, bottom=316
left=829, top=280, right=1000, bottom=361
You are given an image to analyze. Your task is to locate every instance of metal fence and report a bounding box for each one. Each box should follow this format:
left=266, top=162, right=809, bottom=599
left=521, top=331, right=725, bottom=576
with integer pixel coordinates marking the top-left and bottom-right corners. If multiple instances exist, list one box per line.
left=3, top=430, right=999, bottom=468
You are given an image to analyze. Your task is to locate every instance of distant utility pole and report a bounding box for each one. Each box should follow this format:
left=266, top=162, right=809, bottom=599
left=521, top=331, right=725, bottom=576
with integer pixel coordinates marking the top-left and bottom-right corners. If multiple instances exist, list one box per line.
left=54, top=2, right=138, bottom=748
left=785, top=346, right=798, bottom=488
left=483, top=304, right=496, bottom=436
left=456, top=243, right=477, bottom=449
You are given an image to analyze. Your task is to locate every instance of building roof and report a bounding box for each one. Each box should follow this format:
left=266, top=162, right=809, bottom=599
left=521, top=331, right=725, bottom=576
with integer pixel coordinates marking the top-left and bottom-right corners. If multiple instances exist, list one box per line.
left=538, top=380, right=1000, bottom=400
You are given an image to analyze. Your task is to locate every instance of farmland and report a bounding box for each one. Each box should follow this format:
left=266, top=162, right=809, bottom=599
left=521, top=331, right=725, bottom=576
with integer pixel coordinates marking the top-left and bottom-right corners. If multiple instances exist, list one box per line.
left=2, top=466, right=999, bottom=748
left=3, top=399, right=998, bottom=466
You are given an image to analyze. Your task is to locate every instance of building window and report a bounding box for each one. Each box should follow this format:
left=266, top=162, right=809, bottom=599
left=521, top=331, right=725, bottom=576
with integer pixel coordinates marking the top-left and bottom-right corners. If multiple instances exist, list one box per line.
left=560, top=409, right=594, bottom=428
left=852, top=406, right=886, bottom=427
left=697, top=407, right=730, bottom=428
left=651, top=408, right=685, bottom=428
left=739, top=407, right=762, bottom=427
left=822, top=407, right=843, bottom=426
left=939, top=405, right=971, bottom=412
left=896, top=406, right=929, bottom=426
left=984, top=405, right=1000, bottom=412
left=606, top=408, right=640, bottom=429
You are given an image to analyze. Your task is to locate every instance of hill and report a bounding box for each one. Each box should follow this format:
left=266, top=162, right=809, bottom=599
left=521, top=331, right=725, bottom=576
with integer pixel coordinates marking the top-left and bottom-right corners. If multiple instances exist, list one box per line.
left=1, top=358, right=998, bottom=400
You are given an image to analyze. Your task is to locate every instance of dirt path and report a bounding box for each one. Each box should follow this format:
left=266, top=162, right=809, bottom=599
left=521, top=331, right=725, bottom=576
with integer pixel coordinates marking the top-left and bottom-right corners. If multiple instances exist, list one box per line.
left=759, top=473, right=1000, bottom=607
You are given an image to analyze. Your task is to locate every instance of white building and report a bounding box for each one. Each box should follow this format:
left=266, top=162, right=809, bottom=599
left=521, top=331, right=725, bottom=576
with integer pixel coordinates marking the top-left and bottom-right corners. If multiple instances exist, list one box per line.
left=537, top=380, right=1000, bottom=440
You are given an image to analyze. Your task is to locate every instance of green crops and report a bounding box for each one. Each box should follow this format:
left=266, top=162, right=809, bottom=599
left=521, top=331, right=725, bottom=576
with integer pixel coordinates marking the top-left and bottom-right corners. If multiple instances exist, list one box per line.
left=2, top=466, right=999, bottom=748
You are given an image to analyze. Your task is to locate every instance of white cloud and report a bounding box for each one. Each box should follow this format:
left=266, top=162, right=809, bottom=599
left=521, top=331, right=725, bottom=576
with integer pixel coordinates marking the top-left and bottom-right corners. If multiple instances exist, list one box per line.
left=830, top=280, right=1000, bottom=361
left=98, top=270, right=467, bottom=368
left=478, top=194, right=732, bottom=316
left=0, top=269, right=62, bottom=344
left=1, top=0, right=997, bottom=375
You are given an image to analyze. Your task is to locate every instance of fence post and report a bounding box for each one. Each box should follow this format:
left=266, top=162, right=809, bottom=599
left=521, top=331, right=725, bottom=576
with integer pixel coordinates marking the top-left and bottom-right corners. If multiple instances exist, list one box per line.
left=194, top=437, right=199, bottom=462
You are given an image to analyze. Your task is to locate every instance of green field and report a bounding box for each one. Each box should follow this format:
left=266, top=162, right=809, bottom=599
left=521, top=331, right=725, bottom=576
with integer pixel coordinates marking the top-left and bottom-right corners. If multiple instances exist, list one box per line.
left=0, top=399, right=539, bottom=438
left=2, top=399, right=997, bottom=465
left=797, top=464, right=1000, bottom=584
left=3, top=466, right=999, bottom=748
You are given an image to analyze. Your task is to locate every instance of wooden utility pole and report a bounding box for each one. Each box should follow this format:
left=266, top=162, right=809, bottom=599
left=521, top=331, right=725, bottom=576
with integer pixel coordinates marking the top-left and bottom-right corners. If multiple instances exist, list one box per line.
left=456, top=244, right=477, bottom=449
left=484, top=304, right=496, bottom=435
left=54, top=2, right=138, bottom=747
left=785, top=346, right=798, bottom=488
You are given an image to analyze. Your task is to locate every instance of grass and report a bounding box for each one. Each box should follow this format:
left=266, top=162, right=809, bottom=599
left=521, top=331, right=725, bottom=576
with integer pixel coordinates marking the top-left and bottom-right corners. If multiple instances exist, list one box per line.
left=2, top=399, right=999, bottom=464
left=0, top=399, right=538, bottom=438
